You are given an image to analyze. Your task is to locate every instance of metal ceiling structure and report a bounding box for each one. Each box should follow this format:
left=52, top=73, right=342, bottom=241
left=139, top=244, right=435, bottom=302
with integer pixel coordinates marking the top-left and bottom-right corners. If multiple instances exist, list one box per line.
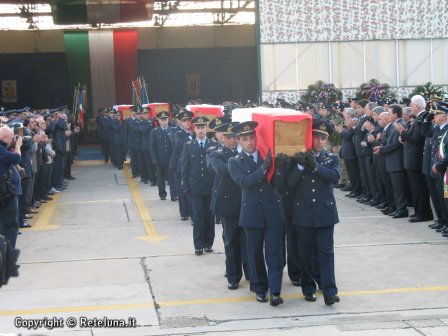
left=0, top=1, right=255, bottom=30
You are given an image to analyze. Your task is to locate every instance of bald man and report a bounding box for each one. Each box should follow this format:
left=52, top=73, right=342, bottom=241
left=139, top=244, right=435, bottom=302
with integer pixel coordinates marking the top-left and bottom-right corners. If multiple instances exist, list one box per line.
left=0, top=126, right=23, bottom=247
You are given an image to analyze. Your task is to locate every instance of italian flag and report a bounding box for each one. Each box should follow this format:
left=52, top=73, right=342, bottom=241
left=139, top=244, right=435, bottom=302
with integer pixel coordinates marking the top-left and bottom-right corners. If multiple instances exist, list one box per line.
left=51, top=0, right=154, bottom=24
left=64, top=30, right=138, bottom=119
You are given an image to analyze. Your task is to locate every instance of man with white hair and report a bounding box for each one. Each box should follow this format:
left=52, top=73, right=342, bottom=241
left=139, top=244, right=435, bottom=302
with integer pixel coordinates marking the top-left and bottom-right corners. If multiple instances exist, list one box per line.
left=394, top=95, right=433, bottom=222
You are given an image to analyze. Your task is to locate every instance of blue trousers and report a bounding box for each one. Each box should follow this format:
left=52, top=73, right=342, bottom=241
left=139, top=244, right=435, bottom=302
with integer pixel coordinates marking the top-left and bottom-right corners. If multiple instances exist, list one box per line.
left=190, top=194, right=214, bottom=250
left=222, top=216, right=243, bottom=284
left=297, top=225, right=337, bottom=300
left=244, top=224, right=284, bottom=296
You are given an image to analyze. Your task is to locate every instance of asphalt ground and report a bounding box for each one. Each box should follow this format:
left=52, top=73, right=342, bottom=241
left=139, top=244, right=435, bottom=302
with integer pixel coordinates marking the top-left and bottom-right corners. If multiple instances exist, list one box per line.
left=0, top=145, right=447, bottom=336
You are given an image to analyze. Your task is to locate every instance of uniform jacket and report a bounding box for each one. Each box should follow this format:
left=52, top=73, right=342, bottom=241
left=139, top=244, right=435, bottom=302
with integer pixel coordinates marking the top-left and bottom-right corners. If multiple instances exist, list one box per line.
left=52, top=118, right=68, bottom=153
left=287, top=149, right=340, bottom=228
left=110, top=118, right=124, bottom=144
left=138, top=120, right=154, bottom=152
left=150, top=126, right=173, bottom=165
left=128, top=119, right=142, bottom=151
left=380, top=124, right=404, bottom=173
left=208, top=146, right=241, bottom=217
left=228, top=151, right=284, bottom=229
left=401, top=111, right=426, bottom=170
left=181, top=138, right=215, bottom=196
left=171, top=128, right=194, bottom=172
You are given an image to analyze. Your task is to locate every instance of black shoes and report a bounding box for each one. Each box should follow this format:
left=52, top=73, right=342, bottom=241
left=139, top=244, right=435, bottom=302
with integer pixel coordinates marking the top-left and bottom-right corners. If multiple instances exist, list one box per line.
left=20, top=222, right=32, bottom=228
left=436, top=225, right=448, bottom=233
left=204, top=246, right=213, bottom=253
left=392, top=211, right=408, bottom=219
left=409, top=215, right=434, bottom=223
left=228, top=282, right=239, bottom=290
left=382, top=207, right=396, bottom=215
left=160, top=196, right=166, bottom=200
left=341, top=185, right=352, bottom=192
left=291, top=279, right=302, bottom=287
left=171, top=197, right=178, bottom=201
left=270, top=294, right=284, bottom=306
left=256, top=293, right=268, bottom=303
left=375, top=203, right=387, bottom=209
left=325, top=295, right=340, bottom=306
left=181, top=216, right=188, bottom=221
left=194, top=249, right=203, bottom=256
left=304, top=293, right=316, bottom=302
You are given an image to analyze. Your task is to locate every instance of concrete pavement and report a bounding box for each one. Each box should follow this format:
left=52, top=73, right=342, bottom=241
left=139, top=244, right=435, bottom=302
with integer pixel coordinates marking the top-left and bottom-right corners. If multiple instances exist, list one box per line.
left=0, top=145, right=447, bottom=336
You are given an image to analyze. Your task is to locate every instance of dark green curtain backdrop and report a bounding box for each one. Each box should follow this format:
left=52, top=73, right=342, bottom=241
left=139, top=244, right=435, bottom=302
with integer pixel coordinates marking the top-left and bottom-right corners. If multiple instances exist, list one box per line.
left=64, top=31, right=93, bottom=121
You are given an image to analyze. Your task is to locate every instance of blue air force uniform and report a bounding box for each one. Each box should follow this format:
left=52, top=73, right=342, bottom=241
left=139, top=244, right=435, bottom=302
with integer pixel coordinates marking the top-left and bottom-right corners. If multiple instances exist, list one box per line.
left=181, top=136, right=216, bottom=252
left=228, top=122, right=285, bottom=299
left=287, top=142, right=340, bottom=303
left=209, top=140, right=244, bottom=285
left=150, top=113, right=174, bottom=199
left=170, top=111, right=195, bottom=219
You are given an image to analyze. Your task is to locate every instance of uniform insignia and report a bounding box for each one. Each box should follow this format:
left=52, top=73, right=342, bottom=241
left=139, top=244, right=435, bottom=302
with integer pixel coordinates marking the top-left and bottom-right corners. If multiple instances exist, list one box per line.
left=320, top=124, right=327, bottom=131
left=215, top=119, right=222, bottom=125
left=243, top=125, right=251, bottom=131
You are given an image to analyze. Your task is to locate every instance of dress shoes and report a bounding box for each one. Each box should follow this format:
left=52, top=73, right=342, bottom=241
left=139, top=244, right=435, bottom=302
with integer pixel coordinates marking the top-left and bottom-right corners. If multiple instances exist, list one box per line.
left=356, top=194, right=366, bottom=200
left=150, top=181, right=157, bottom=186
left=346, top=192, right=361, bottom=198
left=181, top=216, right=188, bottom=221
left=436, top=225, right=448, bottom=233
left=291, top=279, right=302, bottom=287
left=304, top=293, right=316, bottom=302
left=270, top=294, right=284, bottom=306
left=26, top=208, right=38, bottom=214
left=341, top=185, right=352, bottom=192
left=442, top=231, right=448, bottom=237
left=256, top=293, right=268, bottom=303
left=375, top=203, right=387, bottom=209
left=42, top=196, right=53, bottom=201
left=382, top=208, right=396, bottom=215
left=160, top=196, right=166, bottom=200
left=410, top=214, right=417, bottom=218
left=143, top=180, right=149, bottom=185
left=367, top=200, right=380, bottom=207
left=388, top=211, right=398, bottom=216
left=392, top=211, right=408, bottom=219
left=67, top=176, right=76, bottom=180
left=358, top=197, right=372, bottom=204
left=20, top=222, right=32, bottom=228
left=24, top=214, right=33, bottom=219
left=227, top=282, right=239, bottom=290
left=194, top=249, right=203, bottom=256
left=204, top=246, right=213, bottom=253
left=171, top=197, right=178, bottom=201
left=325, top=295, right=340, bottom=306
left=428, top=222, right=442, bottom=229
left=409, top=215, right=434, bottom=223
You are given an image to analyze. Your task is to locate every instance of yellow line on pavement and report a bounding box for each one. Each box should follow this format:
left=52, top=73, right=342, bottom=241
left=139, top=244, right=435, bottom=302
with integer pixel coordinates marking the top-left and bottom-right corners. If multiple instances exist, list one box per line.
left=29, top=193, right=62, bottom=231
left=1, top=285, right=447, bottom=316
left=123, top=164, right=167, bottom=243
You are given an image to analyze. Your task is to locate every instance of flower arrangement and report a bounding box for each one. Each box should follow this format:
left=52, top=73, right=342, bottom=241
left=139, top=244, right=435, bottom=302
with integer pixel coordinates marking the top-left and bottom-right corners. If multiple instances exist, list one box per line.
left=301, top=80, right=342, bottom=105
left=408, top=82, right=445, bottom=101
left=356, top=79, right=394, bottom=102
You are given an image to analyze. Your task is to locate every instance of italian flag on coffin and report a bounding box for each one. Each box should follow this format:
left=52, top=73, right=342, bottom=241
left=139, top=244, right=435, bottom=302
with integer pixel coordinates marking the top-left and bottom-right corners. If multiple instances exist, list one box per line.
left=51, top=0, right=154, bottom=25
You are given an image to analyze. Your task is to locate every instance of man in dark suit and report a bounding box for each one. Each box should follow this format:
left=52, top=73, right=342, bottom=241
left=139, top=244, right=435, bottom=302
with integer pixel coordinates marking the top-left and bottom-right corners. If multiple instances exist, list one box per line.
left=374, top=105, right=408, bottom=218
left=208, top=121, right=244, bottom=290
left=394, top=95, right=433, bottom=222
left=181, top=116, right=215, bottom=255
left=150, top=111, right=174, bottom=200
left=171, top=110, right=194, bottom=221
left=287, top=120, right=340, bottom=306
left=353, top=99, right=371, bottom=203
left=228, top=121, right=285, bottom=307
left=340, top=107, right=362, bottom=198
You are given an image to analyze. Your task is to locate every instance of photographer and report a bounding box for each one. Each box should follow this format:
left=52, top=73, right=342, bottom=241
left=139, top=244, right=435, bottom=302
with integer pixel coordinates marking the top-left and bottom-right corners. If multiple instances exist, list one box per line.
left=0, top=126, right=23, bottom=248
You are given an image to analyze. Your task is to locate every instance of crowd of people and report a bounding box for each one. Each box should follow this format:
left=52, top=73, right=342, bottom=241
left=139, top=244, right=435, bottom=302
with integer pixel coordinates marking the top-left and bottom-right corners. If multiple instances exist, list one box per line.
left=0, top=107, right=81, bottom=249
left=3, top=93, right=446, bottom=305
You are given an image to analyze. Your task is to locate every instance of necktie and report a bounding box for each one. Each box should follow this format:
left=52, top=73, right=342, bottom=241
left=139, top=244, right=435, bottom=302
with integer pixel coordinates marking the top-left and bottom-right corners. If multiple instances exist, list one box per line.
left=249, top=154, right=256, bottom=163
left=200, top=142, right=204, bottom=149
